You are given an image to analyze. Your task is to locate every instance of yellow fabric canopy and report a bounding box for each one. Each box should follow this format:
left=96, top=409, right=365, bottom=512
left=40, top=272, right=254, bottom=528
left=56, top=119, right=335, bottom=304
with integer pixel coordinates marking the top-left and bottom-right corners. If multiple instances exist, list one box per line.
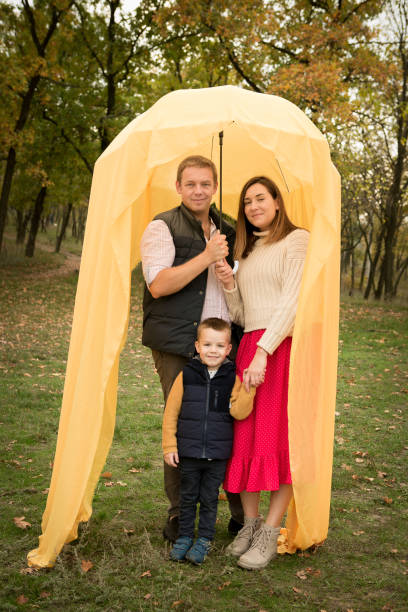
left=27, top=85, right=340, bottom=568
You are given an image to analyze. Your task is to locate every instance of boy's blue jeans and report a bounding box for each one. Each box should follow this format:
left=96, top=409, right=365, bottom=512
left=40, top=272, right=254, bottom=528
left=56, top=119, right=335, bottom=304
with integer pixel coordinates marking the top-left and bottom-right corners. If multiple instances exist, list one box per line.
left=178, top=457, right=228, bottom=541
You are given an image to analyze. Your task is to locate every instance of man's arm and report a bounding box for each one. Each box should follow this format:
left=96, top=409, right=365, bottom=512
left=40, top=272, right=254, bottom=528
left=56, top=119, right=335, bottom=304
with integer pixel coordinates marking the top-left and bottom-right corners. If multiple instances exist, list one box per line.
left=149, top=231, right=228, bottom=298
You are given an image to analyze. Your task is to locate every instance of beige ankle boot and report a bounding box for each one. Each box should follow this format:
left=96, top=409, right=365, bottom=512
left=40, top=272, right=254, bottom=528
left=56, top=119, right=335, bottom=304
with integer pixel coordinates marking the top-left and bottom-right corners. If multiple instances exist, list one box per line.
left=237, top=524, right=280, bottom=570
left=225, top=516, right=262, bottom=557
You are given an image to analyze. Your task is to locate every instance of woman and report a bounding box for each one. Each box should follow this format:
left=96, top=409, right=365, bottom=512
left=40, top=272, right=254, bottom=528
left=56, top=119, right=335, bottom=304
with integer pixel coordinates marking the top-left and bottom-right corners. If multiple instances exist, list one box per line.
left=215, top=176, right=309, bottom=570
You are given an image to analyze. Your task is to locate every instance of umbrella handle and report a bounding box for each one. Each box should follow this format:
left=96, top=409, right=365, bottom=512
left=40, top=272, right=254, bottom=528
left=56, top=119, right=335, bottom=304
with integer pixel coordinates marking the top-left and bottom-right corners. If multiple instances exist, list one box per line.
left=219, top=131, right=223, bottom=234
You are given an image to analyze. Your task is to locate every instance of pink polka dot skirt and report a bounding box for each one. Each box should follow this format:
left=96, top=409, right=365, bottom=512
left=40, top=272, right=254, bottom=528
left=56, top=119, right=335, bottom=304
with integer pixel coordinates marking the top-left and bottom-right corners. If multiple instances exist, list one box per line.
left=224, top=331, right=292, bottom=493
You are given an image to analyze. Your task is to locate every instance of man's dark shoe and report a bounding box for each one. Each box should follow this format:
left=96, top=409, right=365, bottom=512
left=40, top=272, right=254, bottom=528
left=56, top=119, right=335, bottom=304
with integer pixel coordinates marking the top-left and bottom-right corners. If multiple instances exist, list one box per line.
left=163, top=515, right=179, bottom=543
left=228, top=517, right=244, bottom=536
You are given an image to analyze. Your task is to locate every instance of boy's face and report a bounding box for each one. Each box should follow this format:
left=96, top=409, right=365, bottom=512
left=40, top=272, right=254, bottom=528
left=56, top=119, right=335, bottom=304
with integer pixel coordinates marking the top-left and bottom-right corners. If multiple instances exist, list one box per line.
left=195, top=327, right=232, bottom=369
left=176, top=166, right=217, bottom=219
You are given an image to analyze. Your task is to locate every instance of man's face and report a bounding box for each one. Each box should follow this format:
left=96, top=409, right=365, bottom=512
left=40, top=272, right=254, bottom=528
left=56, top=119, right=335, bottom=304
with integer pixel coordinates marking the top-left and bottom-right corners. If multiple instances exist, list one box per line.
left=176, top=166, right=218, bottom=218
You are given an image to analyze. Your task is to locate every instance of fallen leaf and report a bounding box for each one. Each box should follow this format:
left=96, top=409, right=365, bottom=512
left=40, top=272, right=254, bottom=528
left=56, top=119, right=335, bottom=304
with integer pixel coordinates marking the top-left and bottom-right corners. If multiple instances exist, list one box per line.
left=101, top=471, right=112, bottom=479
left=383, top=497, right=393, bottom=505
left=172, top=602, right=183, bottom=608
left=296, top=569, right=307, bottom=580
left=128, top=467, right=142, bottom=473
left=144, top=593, right=152, bottom=600
left=292, top=587, right=302, bottom=593
left=218, top=581, right=231, bottom=590
left=13, top=516, right=31, bottom=529
left=20, top=567, right=38, bottom=575
left=140, top=570, right=151, bottom=578
left=81, top=560, right=93, bottom=573
left=218, top=492, right=228, bottom=501
left=40, top=592, right=51, bottom=599
left=124, top=528, right=135, bottom=536
left=355, top=458, right=364, bottom=464
left=116, top=481, right=127, bottom=487
left=353, top=531, right=365, bottom=536
left=104, top=481, right=114, bottom=487
left=16, top=595, right=28, bottom=605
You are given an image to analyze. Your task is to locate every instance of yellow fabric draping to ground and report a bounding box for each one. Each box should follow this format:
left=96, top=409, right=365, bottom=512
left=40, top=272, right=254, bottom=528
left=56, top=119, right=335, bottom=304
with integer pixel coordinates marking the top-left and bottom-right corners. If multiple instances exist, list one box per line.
left=27, top=86, right=340, bottom=567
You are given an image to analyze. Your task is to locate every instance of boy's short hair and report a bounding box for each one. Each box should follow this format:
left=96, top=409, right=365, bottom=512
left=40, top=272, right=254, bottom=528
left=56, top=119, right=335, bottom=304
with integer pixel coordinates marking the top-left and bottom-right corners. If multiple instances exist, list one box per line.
left=197, top=317, right=231, bottom=342
left=177, top=155, right=218, bottom=184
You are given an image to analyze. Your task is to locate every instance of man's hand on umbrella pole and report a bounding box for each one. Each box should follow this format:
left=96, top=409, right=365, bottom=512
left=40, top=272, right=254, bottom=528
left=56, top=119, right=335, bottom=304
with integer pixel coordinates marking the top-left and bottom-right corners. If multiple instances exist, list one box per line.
left=205, top=230, right=228, bottom=263
left=147, top=231, right=228, bottom=298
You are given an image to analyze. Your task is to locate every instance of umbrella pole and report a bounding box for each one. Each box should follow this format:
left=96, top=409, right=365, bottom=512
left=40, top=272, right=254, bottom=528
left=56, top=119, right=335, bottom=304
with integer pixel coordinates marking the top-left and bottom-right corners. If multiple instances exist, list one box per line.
left=219, top=131, right=223, bottom=234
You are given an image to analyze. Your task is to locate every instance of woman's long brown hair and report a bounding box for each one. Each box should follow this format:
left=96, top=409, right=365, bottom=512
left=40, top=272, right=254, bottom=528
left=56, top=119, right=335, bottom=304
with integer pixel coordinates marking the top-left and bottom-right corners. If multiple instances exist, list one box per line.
left=234, top=176, right=299, bottom=259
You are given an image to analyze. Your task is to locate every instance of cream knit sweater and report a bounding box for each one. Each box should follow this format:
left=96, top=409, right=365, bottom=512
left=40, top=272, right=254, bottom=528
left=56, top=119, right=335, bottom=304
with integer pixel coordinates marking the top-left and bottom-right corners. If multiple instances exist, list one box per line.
left=224, top=228, right=309, bottom=355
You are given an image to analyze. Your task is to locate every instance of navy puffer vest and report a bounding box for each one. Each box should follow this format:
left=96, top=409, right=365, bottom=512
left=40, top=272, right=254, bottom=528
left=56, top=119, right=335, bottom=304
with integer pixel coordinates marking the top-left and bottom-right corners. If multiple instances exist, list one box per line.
left=177, top=358, right=236, bottom=460
left=142, top=203, right=236, bottom=358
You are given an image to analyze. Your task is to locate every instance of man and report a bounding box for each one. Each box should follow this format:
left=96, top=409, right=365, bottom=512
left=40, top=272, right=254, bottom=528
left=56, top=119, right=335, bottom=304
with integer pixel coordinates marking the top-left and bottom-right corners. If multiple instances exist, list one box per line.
left=140, top=155, right=243, bottom=542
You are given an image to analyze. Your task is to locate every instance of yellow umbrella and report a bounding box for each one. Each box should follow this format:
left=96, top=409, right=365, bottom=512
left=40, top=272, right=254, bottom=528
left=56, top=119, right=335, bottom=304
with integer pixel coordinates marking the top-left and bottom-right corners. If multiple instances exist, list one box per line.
left=27, top=85, right=340, bottom=568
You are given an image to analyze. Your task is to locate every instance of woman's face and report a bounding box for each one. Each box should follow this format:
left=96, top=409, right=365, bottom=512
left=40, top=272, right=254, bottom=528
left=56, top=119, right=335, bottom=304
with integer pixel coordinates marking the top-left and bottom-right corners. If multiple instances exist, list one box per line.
left=243, top=182, right=279, bottom=231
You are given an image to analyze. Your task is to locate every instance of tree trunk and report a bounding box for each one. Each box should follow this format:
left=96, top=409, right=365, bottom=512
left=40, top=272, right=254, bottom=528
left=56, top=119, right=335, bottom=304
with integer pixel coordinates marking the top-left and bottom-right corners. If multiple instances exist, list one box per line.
left=349, top=249, right=355, bottom=296
left=16, top=209, right=32, bottom=244
left=25, top=186, right=47, bottom=257
left=374, top=257, right=386, bottom=300
left=0, top=147, right=17, bottom=253
left=71, top=207, right=77, bottom=238
left=55, top=202, right=73, bottom=252
left=359, top=243, right=369, bottom=292
left=78, top=207, right=86, bottom=242
left=382, top=202, right=399, bottom=299
left=393, top=256, right=408, bottom=297
left=364, top=226, right=385, bottom=299
left=100, top=0, right=118, bottom=152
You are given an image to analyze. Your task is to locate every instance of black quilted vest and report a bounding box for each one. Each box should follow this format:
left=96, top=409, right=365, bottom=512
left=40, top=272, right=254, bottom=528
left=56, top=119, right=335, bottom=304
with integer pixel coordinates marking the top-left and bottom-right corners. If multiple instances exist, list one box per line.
left=177, top=358, right=236, bottom=460
left=142, top=203, right=235, bottom=358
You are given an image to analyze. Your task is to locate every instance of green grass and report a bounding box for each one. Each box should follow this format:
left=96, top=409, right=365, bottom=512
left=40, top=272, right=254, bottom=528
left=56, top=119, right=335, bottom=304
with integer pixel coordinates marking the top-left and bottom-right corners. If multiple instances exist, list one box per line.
left=0, top=247, right=407, bottom=612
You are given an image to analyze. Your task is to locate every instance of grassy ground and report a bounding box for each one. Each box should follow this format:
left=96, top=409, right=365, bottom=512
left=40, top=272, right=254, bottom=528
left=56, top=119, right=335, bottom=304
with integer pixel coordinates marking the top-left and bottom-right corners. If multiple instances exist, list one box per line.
left=0, top=242, right=407, bottom=612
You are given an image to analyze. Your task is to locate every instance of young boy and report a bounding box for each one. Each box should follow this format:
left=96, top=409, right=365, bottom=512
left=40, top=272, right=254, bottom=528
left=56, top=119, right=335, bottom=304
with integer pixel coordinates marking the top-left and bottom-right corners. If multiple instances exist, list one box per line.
left=162, top=318, right=254, bottom=565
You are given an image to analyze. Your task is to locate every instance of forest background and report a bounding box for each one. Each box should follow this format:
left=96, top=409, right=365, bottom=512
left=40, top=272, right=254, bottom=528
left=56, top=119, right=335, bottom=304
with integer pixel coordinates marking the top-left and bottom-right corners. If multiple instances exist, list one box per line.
left=0, top=0, right=407, bottom=300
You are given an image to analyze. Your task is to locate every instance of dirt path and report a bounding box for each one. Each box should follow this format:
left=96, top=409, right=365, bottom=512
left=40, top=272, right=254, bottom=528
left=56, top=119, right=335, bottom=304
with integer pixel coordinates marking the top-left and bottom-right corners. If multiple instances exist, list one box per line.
left=3, top=233, right=81, bottom=279
left=35, top=240, right=81, bottom=279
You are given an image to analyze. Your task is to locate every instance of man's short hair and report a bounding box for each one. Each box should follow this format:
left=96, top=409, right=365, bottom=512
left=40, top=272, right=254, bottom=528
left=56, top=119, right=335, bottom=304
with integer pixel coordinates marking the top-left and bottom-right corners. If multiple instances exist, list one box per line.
left=177, top=155, right=218, bottom=184
left=197, top=317, right=231, bottom=341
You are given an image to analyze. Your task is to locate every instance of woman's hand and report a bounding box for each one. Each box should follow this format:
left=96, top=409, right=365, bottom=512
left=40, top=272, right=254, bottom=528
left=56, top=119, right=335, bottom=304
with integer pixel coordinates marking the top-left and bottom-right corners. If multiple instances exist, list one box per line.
left=243, top=348, right=268, bottom=392
left=164, top=451, right=179, bottom=467
left=215, top=258, right=235, bottom=290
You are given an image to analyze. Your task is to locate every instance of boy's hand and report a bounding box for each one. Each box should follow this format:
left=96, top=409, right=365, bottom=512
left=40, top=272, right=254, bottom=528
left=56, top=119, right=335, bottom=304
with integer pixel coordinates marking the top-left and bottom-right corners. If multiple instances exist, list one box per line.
left=164, top=451, right=179, bottom=467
